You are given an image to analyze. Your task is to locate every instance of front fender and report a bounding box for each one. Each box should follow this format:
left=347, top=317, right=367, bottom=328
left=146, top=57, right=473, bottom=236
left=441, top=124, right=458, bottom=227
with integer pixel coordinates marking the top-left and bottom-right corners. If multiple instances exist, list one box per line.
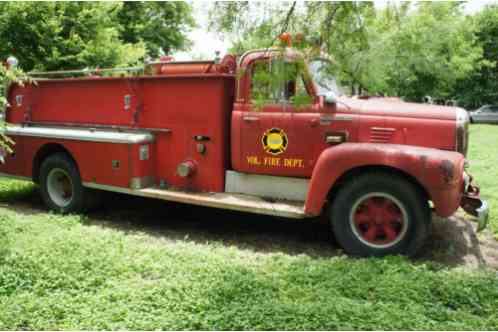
left=304, top=143, right=465, bottom=218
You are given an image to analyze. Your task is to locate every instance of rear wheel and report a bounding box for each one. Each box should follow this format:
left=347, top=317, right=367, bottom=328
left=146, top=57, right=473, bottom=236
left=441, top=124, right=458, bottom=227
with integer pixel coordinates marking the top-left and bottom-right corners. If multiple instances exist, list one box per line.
left=330, top=172, right=430, bottom=257
left=39, top=153, right=86, bottom=213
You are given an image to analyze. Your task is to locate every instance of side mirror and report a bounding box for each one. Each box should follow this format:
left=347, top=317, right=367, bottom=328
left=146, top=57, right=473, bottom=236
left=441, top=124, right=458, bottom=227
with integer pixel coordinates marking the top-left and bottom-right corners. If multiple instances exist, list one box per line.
left=324, top=91, right=337, bottom=104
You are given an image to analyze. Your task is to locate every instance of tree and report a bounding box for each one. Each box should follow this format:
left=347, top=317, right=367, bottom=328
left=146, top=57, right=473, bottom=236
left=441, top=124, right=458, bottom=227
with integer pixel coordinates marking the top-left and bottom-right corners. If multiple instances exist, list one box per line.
left=368, top=2, right=482, bottom=102
left=454, top=4, right=498, bottom=108
left=208, top=2, right=483, bottom=104
left=208, top=1, right=375, bottom=95
left=0, top=2, right=144, bottom=71
left=117, top=2, right=194, bottom=58
left=0, top=2, right=194, bottom=71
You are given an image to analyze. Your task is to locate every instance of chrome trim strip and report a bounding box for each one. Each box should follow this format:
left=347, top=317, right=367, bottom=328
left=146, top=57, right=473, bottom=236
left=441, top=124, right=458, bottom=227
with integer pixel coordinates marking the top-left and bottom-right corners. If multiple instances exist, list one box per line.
left=225, top=170, right=309, bottom=202
left=318, top=115, right=353, bottom=125
left=3, top=125, right=154, bottom=144
left=0, top=172, right=31, bottom=181
left=84, top=182, right=134, bottom=194
left=463, top=172, right=470, bottom=193
left=24, top=121, right=171, bottom=133
left=334, top=115, right=354, bottom=121
left=371, top=127, right=395, bottom=131
left=455, top=108, right=469, bottom=156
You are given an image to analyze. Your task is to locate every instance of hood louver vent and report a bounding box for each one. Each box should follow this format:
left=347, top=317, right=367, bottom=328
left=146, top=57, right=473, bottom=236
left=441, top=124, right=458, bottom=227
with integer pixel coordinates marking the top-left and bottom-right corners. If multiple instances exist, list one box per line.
left=370, top=127, right=395, bottom=143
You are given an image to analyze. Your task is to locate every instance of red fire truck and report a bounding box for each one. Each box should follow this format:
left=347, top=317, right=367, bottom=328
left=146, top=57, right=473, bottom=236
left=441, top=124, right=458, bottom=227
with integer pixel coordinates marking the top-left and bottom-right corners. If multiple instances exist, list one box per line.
left=0, top=45, right=488, bottom=257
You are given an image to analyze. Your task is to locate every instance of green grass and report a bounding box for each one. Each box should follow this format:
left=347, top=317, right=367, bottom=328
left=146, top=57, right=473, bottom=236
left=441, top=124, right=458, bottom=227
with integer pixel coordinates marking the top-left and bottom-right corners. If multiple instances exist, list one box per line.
left=467, top=124, right=498, bottom=235
left=0, top=124, right=497, bottom=330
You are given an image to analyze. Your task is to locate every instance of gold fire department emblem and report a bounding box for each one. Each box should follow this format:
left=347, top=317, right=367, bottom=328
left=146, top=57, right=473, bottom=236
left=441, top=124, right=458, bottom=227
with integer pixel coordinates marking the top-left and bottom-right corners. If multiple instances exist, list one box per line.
left=262, top=128, right=288, bottom=155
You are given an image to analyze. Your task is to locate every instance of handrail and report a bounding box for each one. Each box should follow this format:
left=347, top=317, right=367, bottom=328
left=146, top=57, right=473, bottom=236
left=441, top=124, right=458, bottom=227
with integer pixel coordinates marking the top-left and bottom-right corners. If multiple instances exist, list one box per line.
left=28, top=66, right=144, bottom=77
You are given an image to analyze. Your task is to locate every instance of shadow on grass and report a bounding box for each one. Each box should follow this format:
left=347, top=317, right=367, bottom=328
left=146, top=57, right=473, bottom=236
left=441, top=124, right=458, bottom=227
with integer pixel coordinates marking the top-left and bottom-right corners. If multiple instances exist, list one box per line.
left=1, top=180, right=496, bottom=268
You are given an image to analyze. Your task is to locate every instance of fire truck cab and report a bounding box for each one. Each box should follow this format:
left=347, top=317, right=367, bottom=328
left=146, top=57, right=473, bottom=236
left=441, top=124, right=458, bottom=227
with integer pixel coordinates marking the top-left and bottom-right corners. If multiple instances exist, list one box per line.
left=0, top=47, right=488, bottom=257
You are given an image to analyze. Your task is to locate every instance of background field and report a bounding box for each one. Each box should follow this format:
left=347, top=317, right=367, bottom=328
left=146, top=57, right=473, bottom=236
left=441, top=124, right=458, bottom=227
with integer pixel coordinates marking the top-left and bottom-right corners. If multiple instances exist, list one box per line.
left=0, top=124, right=497, bottom=330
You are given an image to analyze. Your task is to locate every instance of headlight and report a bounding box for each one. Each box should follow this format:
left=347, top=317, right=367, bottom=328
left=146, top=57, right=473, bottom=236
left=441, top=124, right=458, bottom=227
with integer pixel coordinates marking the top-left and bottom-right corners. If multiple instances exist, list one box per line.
left=455, top=108, right=469, bottom=156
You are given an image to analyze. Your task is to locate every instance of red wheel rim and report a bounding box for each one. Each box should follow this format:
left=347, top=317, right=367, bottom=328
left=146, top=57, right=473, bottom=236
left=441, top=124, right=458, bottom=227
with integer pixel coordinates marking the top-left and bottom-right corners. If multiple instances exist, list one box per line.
left=349, top=193, right=408, bottom=248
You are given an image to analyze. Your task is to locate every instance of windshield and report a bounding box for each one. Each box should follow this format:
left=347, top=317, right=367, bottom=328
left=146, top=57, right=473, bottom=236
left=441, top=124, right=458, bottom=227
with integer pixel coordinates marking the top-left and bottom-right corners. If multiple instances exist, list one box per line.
left=308, top=59, right=343, bottom=97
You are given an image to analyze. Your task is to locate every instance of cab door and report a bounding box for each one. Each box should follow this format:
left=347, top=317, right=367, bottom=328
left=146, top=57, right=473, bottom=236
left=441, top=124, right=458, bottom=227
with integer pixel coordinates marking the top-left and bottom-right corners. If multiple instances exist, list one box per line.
left=234, top=57, right=317, bottom=177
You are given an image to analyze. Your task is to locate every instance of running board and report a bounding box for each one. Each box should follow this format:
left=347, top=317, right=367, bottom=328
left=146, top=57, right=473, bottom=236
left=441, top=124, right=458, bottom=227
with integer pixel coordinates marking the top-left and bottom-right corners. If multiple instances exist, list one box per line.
left=83, top=183, right=309, bottom=219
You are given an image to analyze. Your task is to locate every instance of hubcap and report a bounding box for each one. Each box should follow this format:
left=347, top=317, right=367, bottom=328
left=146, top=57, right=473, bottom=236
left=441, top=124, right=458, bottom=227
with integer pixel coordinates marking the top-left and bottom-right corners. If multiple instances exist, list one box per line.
left=349, top=192, right=408, bottom=249
left=47, top=168, right=73, bottom=208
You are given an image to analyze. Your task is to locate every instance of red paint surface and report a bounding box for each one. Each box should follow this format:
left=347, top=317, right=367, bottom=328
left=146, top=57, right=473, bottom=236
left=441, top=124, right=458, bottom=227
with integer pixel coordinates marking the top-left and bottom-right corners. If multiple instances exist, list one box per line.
left=7, top=73, right=235, bottom=192
left=304, top=143, right=464, bottom=217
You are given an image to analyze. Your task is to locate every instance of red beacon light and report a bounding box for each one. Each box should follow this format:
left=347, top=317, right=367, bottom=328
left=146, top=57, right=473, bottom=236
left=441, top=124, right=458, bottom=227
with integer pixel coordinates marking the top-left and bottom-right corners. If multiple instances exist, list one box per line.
left=278, top=32, right=292, bottom=47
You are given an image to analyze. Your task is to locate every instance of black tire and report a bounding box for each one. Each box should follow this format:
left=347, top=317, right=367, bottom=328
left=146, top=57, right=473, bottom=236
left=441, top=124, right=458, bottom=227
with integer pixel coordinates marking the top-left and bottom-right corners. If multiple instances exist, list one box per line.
left=330, top=172, right=430, bottom=257
left=39, top=153, right=86, bottom=213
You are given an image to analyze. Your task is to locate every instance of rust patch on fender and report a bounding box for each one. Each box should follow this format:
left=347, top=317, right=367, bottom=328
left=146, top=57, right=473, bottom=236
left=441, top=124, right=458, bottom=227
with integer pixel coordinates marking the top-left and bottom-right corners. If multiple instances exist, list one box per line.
left=439, top=159, right=455, bottom=184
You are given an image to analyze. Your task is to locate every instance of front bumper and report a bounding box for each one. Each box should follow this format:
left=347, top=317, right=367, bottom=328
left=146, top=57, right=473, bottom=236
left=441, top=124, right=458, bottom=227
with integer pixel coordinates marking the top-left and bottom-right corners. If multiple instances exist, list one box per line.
left=460, top=175, right=489, bottom=232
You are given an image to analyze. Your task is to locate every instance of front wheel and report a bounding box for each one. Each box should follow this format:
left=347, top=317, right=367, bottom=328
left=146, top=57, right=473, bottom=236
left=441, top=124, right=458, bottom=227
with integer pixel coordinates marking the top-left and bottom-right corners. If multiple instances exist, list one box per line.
left=330, top=172, right=430, bottom=257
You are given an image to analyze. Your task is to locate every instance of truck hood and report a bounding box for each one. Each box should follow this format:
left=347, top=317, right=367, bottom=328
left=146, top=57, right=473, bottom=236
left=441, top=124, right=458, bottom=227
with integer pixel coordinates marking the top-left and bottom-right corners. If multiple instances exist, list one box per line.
left=340, top=96, right=458, bottom=121
left=336, top=96, right=462, bottom=154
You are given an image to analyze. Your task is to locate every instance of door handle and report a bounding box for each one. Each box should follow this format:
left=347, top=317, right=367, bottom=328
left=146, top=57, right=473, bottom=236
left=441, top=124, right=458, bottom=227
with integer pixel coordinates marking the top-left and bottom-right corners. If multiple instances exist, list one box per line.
left=310, top=116, right=334, bottom=127
left=243, top=116, right=260, bottom=122
left=325, top=132, right=348, bottom=144
left=326, top=135, right=344, bottom=144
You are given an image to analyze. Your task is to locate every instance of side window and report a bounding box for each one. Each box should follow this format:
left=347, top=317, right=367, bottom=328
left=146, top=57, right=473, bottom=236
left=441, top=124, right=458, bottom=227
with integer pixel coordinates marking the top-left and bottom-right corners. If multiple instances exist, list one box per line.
left=251, top=61, right=273, bottom=103
left=250, top=58, right=312, bottom=108
left=291, top=64, right=313, bottom=107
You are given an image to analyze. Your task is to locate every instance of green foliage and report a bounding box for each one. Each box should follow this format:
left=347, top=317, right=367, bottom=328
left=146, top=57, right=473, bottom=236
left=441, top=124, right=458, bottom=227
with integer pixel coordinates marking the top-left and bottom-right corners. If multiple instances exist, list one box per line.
left=250, top=49, right=313, bottom=110
left=0, top=181, right=30, bottom=260
left=466, top=124, right=498, bottom=235
left=0, top=215, right=12, bottom=259
left=0, top=65, right=29, bottom=150
left=229, top=21, right=275, bottom=55
left=0, top=194, right=496, bottom=329
left=0, top=124, right=497, bottom=329
left=0, top=2, right=194, bottom=71
left=117, top=2, right=194, bottom=59
left=209, top=2, right=491, bottom=108
left=298, top=2, right=375, bottom=95
left=455, top=4, right=498, bottom=109
left=365, top=2, right=482, bottom=102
